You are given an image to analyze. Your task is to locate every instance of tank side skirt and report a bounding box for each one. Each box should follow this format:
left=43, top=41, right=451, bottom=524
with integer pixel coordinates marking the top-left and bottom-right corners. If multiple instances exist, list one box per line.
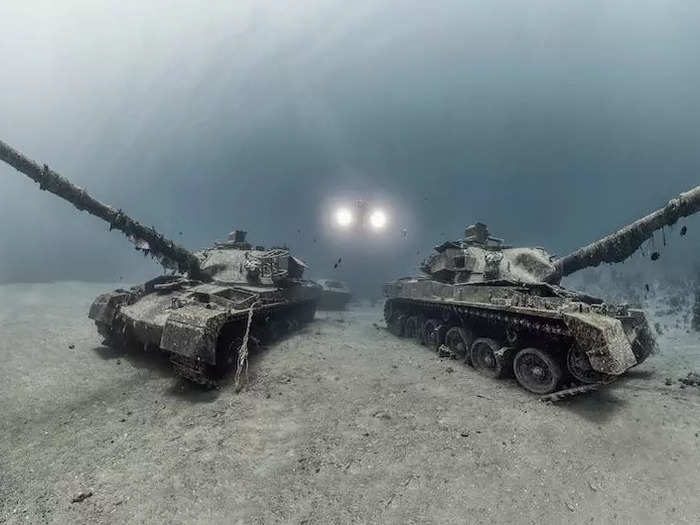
left=385, top=298, right=570, bottom=342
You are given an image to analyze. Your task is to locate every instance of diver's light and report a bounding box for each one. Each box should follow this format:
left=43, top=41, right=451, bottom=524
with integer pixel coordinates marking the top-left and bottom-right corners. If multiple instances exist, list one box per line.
left=369, top=209, right=387, bottom=230
left=335, top=207, right=354, bottom=227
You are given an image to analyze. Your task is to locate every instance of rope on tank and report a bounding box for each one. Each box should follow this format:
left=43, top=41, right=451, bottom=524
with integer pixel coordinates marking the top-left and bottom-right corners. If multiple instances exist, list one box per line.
left=234, top=298, right=261, bottom=391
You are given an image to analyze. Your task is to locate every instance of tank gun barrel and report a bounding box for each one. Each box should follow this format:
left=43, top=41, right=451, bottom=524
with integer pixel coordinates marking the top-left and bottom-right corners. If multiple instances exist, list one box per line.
left=546, top=185, right=700, bottom=283
left=0, top=139, right=204, bottom=279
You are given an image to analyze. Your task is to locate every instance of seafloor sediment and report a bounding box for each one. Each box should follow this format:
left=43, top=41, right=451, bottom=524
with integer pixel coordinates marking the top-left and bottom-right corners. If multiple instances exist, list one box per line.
left=1, top=282, right=699, bottom=524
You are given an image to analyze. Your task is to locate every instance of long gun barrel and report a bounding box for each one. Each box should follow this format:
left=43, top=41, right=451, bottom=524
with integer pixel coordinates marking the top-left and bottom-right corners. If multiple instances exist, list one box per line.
left=546, top=185, right=700, bottom=283
left=0, top=139, right=204, bottom=279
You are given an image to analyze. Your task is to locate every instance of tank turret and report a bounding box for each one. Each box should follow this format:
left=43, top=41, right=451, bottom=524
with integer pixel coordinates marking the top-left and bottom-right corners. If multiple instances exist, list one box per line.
left=421, top=185, right=700, bottom=286
left=420, top=223, right=557, bottom=285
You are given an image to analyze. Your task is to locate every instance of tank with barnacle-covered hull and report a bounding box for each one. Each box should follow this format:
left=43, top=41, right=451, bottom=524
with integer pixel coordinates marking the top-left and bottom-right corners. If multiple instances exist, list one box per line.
left=384, top=187, right=700, bottom=401
left=316, top=279, right=352, bottom=310
left=0, top=139, right=321, bottom=385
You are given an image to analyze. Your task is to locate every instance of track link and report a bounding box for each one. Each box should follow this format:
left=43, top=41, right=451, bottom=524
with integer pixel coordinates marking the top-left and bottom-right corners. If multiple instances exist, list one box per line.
left=170, top=355, right=216, bottom=386
left=539, top=384, right=601, bottom=402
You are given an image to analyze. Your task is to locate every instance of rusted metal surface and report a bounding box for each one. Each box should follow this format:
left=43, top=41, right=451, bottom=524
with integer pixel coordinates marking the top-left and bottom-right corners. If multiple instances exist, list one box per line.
left=383, top=189, right=700, bottom=398
left=85, top=236, right=321, bottom=384
left=0, top=139, right=203, bottom=278
left=316, top=279, right=352, bottom=310
left=0, top=138, right=322, bottom=385
left=549, top=186, right=700, bottom=282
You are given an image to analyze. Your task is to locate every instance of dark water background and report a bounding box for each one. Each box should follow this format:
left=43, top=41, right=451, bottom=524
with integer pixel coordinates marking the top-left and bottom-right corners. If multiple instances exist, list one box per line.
left=1, top=2, right=699, bottom=297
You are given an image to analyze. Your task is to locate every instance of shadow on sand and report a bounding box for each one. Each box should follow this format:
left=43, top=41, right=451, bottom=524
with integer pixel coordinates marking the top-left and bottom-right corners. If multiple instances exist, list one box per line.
left=90, top=322, right=315, bottom=402
left=94, top=344, right=224, bottom=402
left=551, top=364, right=661, bottom=423
left=555, top=388, right=629, bottom=424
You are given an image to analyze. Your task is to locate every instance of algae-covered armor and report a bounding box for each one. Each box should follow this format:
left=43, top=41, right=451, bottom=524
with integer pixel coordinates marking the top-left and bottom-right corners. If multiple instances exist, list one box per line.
left=316, top=279, right=352, bottom=310
left=0, top=139, right=321, bottom=385
left=384, top=187, right=700, bottom=400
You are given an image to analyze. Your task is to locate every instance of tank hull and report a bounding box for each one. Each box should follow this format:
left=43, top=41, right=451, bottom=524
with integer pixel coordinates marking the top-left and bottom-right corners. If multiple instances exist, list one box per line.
left=316, top=279, right=352, bottom=310
left=383, top=277, right=655, bottom=399
left=318, top=291, right=351, bottom=310
left=90, top=276, right=321, bottom=384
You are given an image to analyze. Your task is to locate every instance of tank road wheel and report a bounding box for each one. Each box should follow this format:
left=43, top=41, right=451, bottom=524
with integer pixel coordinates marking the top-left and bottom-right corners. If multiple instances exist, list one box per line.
left=444, top=327, right=474, bottom=362
left=404, top=315, right=421, bottom=341
left=470, top=338, right=506, bottom=379
left=566, top=345, right=608, bottom=384
left=513, top=348, right=562, bottom=395
left=422, top=318, right=442, bottom=351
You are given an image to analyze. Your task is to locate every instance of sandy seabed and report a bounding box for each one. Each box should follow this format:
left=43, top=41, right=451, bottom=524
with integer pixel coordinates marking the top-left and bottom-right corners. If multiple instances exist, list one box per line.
left=1, top=281, right=699, bottom=524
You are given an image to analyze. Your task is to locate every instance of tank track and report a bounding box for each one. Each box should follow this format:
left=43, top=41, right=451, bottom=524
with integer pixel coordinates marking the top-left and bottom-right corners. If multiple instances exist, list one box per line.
left=170, top=354, right=217, bottom=386
left=167, top=299, right=316, bottom=386
left=540, top=384, right=600, bottom=402
left=385, top=298, right=607, bottom=398
left=99, top=299, right=316, bottom=386
left=385, top=298, right=570, bottom=342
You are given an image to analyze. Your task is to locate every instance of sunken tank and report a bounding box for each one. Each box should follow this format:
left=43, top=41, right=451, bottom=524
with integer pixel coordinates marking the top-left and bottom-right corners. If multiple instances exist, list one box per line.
left=0, top=139, right=321, bottom=385
left=384, top=187, right=700, bottom=400
left=316, top=279, right=352, bottom=310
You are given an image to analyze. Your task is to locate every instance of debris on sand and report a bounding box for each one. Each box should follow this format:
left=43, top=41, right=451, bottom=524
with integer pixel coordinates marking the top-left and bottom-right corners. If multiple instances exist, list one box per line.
left=665, top=378, right=673, bottom=386
left=71, top=491, right=93, bottom=503
left=373, top=410, right=391, bottom=420
left=679, top=372, right=700, bottom=387
left=68, top=344, right=75, bottom=349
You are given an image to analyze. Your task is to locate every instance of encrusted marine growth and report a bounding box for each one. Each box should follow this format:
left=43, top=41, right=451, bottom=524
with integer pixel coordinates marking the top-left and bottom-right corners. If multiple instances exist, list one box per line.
left=384, top=185, right=700, bottom=400
left=0, top=139, right=321, bottom=385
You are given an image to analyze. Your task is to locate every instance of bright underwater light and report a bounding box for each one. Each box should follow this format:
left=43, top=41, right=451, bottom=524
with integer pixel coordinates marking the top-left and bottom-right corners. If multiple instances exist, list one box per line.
left=369, top=209, right=387, bottom=230
left=335, top=207, right=354, bottom=227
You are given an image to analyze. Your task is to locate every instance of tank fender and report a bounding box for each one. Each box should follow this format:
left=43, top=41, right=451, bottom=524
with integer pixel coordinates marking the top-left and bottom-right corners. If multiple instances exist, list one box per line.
left=563, top=312, right=637, bottom=375
left=88, top=291, right=132, bottom=326
left=160, top=307, right=235, bottom=365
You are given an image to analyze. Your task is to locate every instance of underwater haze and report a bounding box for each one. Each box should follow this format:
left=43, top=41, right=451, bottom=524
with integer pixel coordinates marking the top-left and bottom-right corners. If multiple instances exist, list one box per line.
left=1, top=0, right=700, bottom=296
